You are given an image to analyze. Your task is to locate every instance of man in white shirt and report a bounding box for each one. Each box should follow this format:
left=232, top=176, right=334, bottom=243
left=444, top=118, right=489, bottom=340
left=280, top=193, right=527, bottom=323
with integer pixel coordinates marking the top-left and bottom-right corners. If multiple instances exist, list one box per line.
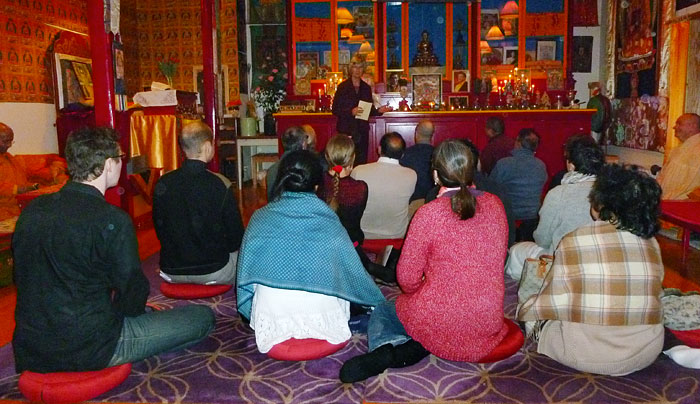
left=351, top=132, right=417, bottom=239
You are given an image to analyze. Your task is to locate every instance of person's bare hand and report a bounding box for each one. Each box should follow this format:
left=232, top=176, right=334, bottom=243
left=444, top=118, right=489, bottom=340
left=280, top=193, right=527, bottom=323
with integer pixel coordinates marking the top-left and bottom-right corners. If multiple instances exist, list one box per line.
left=352, top=106, right=363, bottom=116
left=378, top=105, right=393, bottom=113
left=18, top=184, right=39, bottom=194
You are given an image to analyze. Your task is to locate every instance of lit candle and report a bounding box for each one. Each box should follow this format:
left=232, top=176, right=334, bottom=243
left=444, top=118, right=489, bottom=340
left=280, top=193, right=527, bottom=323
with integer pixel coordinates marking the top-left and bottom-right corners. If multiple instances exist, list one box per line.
left=514, top=67, right=518, bottom=72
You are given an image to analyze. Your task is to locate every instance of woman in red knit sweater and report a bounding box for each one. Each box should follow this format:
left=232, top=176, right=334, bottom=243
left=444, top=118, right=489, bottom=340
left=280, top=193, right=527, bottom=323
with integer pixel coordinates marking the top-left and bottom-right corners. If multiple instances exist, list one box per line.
left=340, top=139, right=523, bottom=383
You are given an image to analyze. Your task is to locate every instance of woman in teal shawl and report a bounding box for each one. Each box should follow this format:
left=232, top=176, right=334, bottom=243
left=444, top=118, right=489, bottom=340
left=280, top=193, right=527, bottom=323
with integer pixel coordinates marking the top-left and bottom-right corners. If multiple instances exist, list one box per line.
left=237, top=150, right=385, bottom=355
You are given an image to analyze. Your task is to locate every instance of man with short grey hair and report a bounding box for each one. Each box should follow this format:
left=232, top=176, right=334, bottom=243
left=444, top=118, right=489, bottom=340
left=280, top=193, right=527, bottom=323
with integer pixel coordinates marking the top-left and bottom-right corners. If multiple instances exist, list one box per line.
left=154, top=121, right=244, bottom=285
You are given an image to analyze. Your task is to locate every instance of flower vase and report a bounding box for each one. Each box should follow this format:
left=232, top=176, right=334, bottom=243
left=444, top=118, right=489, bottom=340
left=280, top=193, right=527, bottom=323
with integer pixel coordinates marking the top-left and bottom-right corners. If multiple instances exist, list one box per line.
left=166, top=76, right=173, bottom=89
left=263, top=114, right=276, bottom=136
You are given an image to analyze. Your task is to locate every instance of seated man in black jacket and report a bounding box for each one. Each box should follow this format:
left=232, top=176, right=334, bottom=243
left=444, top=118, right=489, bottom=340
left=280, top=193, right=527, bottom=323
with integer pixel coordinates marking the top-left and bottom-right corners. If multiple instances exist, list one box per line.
left=12, top=127, right=215, bottom=373
left=154, top=121, right=244, bottom=285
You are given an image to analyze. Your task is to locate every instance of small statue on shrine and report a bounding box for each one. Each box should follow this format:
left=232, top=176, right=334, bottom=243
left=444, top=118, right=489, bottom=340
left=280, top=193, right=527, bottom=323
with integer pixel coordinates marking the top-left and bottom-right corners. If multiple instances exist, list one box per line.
left=412, top=30, right=439, bottom=66
left=540, top=92, right=551, bottom=109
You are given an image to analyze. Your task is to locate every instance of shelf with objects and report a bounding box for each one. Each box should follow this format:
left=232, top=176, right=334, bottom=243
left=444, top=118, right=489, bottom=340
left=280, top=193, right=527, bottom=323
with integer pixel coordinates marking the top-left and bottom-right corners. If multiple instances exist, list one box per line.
left=283, top=0, right=578, bottom=122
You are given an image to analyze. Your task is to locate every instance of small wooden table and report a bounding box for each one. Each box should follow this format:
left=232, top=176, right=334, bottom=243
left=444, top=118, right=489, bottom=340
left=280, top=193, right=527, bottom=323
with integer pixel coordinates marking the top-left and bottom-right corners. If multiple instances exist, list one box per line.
left=236, top=136, right=279, bottom=189
left=660, top=200, right=700, bottom=265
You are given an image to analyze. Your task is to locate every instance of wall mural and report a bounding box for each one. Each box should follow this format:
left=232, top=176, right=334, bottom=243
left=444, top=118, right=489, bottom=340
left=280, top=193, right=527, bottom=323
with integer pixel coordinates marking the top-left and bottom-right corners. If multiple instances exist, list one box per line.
left=134, top=0, right=240, bottom=104
left=0, top=0, right=88, bottom=103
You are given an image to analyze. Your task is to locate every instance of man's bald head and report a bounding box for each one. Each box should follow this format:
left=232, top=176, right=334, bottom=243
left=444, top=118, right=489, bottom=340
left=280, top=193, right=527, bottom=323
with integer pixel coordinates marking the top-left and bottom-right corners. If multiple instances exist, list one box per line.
left=379, top=132, right=406, bottom=159
left=674, top=113, right=700, bottom=143
left=0, top=122, right=14, bottom=154
left=179, top=121, right=213, bottom=159
left=414, top=120, right=434, bottom=144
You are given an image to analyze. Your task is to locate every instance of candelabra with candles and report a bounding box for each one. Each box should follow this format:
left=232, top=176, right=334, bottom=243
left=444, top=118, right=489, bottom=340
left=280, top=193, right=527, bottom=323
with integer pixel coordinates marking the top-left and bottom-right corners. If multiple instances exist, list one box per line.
left=496, top=67, right=535, bottom=109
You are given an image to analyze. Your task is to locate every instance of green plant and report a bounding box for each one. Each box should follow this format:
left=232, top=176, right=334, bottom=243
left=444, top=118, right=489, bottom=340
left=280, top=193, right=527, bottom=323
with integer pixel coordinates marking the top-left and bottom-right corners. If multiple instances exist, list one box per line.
left=158, top=58, right=178, bottom=86
left=252, top=52, right=288, bottom=115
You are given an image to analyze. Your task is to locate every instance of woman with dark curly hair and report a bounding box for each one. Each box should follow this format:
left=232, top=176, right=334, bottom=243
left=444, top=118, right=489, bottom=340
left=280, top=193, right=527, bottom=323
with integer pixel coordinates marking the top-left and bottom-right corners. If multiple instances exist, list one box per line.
left=518, top=164, right=664, bottom=376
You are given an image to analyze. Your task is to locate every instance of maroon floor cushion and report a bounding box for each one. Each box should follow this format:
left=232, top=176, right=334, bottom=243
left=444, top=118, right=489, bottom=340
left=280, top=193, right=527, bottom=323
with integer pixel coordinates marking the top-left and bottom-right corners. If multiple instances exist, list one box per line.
left=267, top=338, right=349, bottom=361
left=18, top=363, right=131, bottom=404
left=477, top=319, right=524, bottom=363
left=670, top=328, right=700, bottom=349
left=160, top=282, right=232, bottom=299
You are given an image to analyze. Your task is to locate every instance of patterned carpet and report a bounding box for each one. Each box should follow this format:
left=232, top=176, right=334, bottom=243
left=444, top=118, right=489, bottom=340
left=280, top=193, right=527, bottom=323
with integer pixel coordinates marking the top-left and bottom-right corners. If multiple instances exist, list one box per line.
left=1, top=253, right=700, bottom=403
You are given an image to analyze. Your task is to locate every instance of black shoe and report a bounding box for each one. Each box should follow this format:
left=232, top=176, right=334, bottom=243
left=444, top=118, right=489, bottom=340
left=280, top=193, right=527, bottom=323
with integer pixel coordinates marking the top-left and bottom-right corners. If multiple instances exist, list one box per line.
left=367, top=262, right=397, bottom=284
left=339, top=344, right=394, bottom=383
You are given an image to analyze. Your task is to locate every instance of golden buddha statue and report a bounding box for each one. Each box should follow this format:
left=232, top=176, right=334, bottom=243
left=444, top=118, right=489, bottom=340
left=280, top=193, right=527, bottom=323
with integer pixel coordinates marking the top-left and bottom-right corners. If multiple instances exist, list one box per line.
left=412, top=30, right=439, bottom=67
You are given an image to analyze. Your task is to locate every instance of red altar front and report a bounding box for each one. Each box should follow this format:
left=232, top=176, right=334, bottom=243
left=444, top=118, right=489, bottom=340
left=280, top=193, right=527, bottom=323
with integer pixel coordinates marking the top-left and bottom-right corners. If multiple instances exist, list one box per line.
left=274, top=109, right=596, bottom=178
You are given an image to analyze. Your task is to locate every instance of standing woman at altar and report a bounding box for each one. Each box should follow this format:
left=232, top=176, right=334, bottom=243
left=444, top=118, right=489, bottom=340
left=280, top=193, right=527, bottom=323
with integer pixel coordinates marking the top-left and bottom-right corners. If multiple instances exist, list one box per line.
left=332, top=54, right=391, bottom=165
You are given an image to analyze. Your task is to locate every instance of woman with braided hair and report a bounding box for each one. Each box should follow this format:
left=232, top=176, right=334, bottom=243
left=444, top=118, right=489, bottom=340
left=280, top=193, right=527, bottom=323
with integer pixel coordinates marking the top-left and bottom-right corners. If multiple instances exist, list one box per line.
left=317, top=134, right=395, bottom=283
left=340, top=139, right=521, bottom=383
left=237, top=150, right=384, bottom=357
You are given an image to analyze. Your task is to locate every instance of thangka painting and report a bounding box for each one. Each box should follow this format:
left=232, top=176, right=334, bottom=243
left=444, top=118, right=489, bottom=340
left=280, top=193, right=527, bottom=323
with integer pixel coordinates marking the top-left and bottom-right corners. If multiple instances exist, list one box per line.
left=614, top=0, right=659, bottom=98
left=606, top=96, right=667, bottom=152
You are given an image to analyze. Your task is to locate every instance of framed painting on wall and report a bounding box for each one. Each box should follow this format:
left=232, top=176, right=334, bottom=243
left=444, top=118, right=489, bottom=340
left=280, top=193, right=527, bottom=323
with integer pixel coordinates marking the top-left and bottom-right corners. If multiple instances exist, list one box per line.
left=480, top=9, right=500, bottom=39
left=412, top=74, right=442, bottom=106
left=297, top=52, right=319, bottom=81
left=452, top=70, right=470, bottom=92
left=449, top=95, right=469, bottom=110
left=503, top=46, right=518, bottom=65
left=54, top=53, right=93, bottom=109
left=537, top=41, right=557, bottom=61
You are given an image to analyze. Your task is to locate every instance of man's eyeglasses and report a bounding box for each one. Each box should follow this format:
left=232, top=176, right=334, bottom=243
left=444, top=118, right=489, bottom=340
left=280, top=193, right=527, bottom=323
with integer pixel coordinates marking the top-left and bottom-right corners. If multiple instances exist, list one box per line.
left=111, top=153, right=127, bottom=160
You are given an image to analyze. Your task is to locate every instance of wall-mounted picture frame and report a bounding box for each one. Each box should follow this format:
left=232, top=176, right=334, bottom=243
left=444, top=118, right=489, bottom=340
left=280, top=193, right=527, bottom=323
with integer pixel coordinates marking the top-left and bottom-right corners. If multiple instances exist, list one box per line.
left=480, top=9, right=500, bottom=39
left=503, top=46, right=518, bottom=65
left=449, top=95, right=469, bottom=110
left=297, top=51, right=319, bottom=81
left=385, top=69, right=404, bottom=93
left=676, top=0, right=700, bottom=18
left=193, top=64, right=229, bottom=106
left=537, top=40, right=557, bottom=61
left=572, top=36, right=593, bottom=73
left=412, top=73, right=442, bottom=106
left=54, top=53, right=93, bottom=109
left=452, top=70, right=470, bottom=92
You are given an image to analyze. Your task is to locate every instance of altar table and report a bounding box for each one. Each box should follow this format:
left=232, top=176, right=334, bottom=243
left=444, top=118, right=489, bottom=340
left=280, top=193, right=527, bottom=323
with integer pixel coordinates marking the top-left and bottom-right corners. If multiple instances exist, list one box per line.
left=274, top=109, right=596, bottom=178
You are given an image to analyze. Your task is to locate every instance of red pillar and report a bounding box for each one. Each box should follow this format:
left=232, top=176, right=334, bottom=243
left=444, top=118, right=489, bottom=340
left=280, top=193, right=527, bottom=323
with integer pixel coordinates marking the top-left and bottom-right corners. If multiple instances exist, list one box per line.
left=87, top=0, right=115, bottom=128
left=201, top=0, right=219, bottom=170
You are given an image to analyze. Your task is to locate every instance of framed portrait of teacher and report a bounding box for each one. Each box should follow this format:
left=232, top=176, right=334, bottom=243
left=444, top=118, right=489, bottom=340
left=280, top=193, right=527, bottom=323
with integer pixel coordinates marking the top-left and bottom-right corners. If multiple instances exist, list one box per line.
left=54, top=53, right=93, bottom=109
left=452, top=70, right=469, bottom=92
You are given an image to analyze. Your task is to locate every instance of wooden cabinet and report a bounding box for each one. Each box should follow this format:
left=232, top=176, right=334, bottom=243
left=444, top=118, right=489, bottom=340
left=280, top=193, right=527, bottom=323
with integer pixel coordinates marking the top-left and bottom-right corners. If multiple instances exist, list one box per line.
left=274, top=109, right=595, bottom=178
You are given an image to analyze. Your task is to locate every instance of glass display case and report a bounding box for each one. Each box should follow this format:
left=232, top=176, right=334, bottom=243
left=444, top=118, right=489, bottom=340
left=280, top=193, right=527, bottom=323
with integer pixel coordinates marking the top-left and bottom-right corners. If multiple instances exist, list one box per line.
left=287, top=0, right=569, bottom=97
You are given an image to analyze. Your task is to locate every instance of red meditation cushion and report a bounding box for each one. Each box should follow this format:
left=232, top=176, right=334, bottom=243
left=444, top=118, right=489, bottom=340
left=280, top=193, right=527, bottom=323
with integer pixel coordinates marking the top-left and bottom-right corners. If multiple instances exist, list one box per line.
left=267, top=338, right=349, bottom=361
left=670, top=328, right=700, bottom=349
left=18, top=363, right=131, bottom=404
left=361, top=239, right=404, bottom=255
left=477, top=318, right=524, bottom=363
left=160, top=282, right=232, bottom=299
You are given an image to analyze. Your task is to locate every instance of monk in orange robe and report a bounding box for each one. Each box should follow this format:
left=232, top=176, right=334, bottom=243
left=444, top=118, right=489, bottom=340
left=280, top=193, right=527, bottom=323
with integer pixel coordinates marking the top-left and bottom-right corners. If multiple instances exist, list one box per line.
left=0, top=123, right=44, bottom=220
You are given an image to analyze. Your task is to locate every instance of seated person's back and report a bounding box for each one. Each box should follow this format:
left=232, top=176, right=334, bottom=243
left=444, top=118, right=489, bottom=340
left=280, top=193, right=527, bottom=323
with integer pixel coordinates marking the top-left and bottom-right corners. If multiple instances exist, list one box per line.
left=13, top=127, right=214, bottom=373
left=399, top=120, right=435, bottom=202
left=237, top=150, right=385, bottom=354
left=506, top=134, right=604, bottom=280
left=153, top=121, right=244, bottom=285
left=351, top=132, right=416, bottom=239
left=490, top=128, right=547, bottom=220
left=518, top=164, right=665, bottom=376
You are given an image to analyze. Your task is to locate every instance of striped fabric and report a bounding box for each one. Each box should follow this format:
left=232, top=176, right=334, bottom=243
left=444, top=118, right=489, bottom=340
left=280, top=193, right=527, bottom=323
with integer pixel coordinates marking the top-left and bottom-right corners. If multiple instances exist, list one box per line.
left=518, top=221, right=664, bottom=326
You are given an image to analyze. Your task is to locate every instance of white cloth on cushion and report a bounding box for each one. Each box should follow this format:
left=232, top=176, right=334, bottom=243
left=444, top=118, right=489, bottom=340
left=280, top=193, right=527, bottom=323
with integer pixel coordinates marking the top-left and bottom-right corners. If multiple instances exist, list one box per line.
left=250, top=284, right=351, bottom=353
